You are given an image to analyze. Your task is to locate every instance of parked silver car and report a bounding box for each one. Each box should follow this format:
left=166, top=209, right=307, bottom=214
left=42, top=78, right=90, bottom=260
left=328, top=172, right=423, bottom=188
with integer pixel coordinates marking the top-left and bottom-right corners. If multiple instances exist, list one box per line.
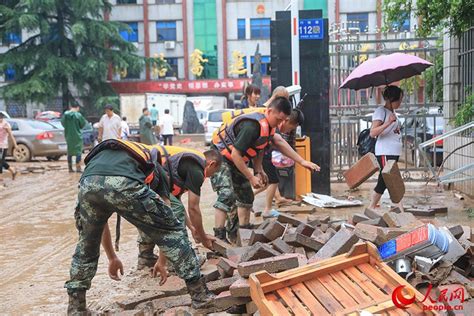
left=6, top=119, right=67, bottom=162
left=203, top=109, right=233, bottom=145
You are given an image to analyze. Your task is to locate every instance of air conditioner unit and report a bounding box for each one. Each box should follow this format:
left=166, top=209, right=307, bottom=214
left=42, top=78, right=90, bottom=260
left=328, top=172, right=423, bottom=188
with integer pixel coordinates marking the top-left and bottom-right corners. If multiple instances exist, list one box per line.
left=164, top=41, right=175, bottom=50
left=132, top=42, right=139, bottom=49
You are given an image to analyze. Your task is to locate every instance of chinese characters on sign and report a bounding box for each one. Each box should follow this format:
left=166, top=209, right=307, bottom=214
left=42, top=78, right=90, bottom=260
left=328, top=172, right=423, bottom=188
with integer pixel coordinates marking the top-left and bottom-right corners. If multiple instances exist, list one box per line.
left=111, top=77, right=271, bottom=94
left=299, top=19, right=324, bottom=40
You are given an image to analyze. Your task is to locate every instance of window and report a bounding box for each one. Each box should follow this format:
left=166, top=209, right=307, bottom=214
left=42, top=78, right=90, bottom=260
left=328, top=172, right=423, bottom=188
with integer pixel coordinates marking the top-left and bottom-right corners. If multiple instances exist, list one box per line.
left=392, top=17, right=411, bottom=32
left=156, top=0, right=175, bottom=3
left=156, top=21, right=177, bottom=41
left=237, top=19, right=246, bottom=39
left=161, top=57, right=178, bottom=78
left=116, top=0, right=137, bottom=4
left=251, top=55, right=271, bottom=76
left=120, top=22, right=138, bottom=42
left=347, top=13, right=369, bottom=32
left=124, top=67, right=141, bottom=79
left=250, top=18, right=270, bottom=39
left=4, top=66, right=16, bottom=81
left=2, top=31, right=21, bottom=45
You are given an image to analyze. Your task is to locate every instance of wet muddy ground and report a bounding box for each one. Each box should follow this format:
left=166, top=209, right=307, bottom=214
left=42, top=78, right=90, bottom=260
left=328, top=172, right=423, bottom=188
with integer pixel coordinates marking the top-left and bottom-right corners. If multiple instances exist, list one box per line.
left=0, top=143, right=472, bottom=315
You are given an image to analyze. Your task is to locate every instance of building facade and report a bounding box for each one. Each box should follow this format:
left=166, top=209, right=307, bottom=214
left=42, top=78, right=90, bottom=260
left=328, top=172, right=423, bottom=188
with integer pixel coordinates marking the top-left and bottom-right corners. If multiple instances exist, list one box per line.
left=1, top=0, right=419, bottom=112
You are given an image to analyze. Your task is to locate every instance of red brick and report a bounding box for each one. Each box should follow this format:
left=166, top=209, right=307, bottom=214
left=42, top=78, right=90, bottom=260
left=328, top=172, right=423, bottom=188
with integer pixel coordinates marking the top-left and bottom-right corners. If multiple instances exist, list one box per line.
left=277, top=213, right=304, bottom=226
left=364, top=207, right=386, bottom=219
left=248, top=229, right=269, bottom=246
left=378, top=227, right=410, bottom=243
left=352, top=213, right=370, bottom=224
left=237, top=253, right=300, bottom=277
left=283, top=233, right=324, bottom=251
left=343, top=152, right=379, bottom=189
left=229, top=277, right=251, bottom=297
left=262, top=221, right=286, bottom=241
left=307, top=214, right=330, bottom=226
left=320, top=223, right=329, bottom=232
left=217, top=257, right=238, bottom=277
left=258, top=218, right=272, bottom=230
left=311, top=227, right=359, bottom=260
left=208, top=276, right=240, bottom=294
left=271, top=238, right=293, bottom=253
left=202, top=265, right=220, bottom=282
left=311, top=227, right=324, bottom=238
left=354, top=223, right=384, bottom=245
left=382, top=212, right=421, bottom=228
left=449, top=225, right=465, bottom=239
left=237, top=228, right=253, bottom=247
left=240, top=242, right=280, bottom=263
left=226, top=246, right=252, bottom=263
left=212, top=239, right=232, bottom=257
left=381, top=160, right=405, bottom=203
left=359, top=217, right=387, bottom=227
left=211, top=291, right=251, bottom=312
left=295, top=222, right=315, bottom=237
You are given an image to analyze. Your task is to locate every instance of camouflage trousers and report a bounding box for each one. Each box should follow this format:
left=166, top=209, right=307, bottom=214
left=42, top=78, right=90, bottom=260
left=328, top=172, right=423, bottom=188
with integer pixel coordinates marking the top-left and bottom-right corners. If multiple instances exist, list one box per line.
left=64, top=176, right=200, bottom=293
left=138, top=195, right=186, bottom=255
left=210, top=160, right=254, bottom=212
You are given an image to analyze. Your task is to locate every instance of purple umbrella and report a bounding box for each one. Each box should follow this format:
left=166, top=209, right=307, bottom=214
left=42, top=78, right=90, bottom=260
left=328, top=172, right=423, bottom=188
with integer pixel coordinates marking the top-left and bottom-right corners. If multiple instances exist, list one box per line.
left=339, top=52, right=433, bottom=90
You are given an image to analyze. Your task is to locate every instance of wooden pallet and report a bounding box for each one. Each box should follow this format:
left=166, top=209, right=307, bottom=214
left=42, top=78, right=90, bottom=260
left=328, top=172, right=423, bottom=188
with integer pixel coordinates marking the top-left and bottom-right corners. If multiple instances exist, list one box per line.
left=249, top=242, right=440, bottom=316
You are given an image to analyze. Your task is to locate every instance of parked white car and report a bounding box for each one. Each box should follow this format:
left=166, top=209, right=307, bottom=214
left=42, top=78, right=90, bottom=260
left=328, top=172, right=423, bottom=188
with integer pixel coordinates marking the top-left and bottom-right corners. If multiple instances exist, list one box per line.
left=203, top=109, right=233, bottom=145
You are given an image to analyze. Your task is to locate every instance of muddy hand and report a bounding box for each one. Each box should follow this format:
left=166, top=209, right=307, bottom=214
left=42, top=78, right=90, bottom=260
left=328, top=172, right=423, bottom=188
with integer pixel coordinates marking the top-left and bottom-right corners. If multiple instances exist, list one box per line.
left=152, top=258, right=168, bottom=285
left=250, top=175, right=263, bottom=189
left=201, top=234, right=217, bottom=250
left=108, top=257, right=124, bottom=281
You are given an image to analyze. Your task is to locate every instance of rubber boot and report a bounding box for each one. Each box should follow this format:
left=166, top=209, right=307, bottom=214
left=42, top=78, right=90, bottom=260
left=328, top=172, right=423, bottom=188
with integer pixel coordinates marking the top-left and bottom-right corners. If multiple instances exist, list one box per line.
left=213, top=227, right=230, bottom=244
left=186, top=276, right=216, bottom=309
left=68, top=162, right=74, bottom=173
left=67, top=291, right=88, bottom=315
left=76, top=163, right=82, bottom=173
left=137, top=243, right=158, bottom=270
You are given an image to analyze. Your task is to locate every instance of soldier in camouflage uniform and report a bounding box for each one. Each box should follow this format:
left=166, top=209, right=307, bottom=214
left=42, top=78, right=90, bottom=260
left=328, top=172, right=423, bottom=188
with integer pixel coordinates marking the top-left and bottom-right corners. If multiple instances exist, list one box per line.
left=65, top=140, right=215, bottom=314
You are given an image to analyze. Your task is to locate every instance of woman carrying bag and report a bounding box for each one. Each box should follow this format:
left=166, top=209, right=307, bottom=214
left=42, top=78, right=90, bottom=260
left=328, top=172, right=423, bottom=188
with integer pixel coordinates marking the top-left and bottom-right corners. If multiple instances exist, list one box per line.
left=368, top=86, right=404, bottom=210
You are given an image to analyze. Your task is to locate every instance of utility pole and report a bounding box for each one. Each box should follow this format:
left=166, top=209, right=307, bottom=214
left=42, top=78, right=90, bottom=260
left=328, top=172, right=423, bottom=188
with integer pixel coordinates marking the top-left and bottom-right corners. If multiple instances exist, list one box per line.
left=289, top=0, right=300, bottom=103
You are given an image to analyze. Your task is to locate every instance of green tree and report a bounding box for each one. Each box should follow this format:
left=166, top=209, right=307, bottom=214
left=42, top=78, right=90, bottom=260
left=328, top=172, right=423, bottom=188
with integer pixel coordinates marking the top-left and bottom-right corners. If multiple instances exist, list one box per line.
left=0, top=0, right=159, bottom=112
left=383, top=0, right=474, bottom=36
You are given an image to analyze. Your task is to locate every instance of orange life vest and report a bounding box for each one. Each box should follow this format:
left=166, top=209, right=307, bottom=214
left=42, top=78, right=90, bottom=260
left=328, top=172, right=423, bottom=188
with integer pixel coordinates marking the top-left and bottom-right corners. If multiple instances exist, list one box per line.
left=212, top=111, right=275, bottom=163
left=163, top=151, right=206, bottom=197
left=84, top=139, right=160, bottom=184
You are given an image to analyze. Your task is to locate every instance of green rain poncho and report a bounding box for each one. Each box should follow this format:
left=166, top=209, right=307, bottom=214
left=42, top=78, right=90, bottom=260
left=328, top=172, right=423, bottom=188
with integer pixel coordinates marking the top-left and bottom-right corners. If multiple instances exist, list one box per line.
left=139, top=114, right=157, bottom=145
left=61, top=111, right=87, bottom=156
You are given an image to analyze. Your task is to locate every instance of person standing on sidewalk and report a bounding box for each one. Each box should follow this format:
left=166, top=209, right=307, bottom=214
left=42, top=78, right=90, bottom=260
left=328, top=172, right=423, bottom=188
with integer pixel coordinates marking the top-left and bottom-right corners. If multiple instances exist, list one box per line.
left=0, top=112, right=17, bottom=181
left=139, top=108, right=157, bottom=145
left=150, top=104, right=159, bottom=126
left=97, top=104, right=121, bottom=142
left=61, top=104, right=87, bottom=173
left=121, top=116, right=130, bottom=140
left=160, top=109, right=174, bottom=145
left=369, top=85, right=404, bottom=210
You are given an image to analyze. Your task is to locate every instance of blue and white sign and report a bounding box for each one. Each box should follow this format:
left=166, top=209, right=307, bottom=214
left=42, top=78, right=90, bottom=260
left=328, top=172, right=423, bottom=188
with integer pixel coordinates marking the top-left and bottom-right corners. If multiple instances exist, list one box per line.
left=299, top=18, right=324, bottom=40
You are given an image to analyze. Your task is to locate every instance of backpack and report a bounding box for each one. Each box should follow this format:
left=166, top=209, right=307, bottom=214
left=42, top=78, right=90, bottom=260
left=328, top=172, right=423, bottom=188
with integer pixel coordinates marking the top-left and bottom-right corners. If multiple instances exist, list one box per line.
left=357, top=110, right=387, bottom=157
